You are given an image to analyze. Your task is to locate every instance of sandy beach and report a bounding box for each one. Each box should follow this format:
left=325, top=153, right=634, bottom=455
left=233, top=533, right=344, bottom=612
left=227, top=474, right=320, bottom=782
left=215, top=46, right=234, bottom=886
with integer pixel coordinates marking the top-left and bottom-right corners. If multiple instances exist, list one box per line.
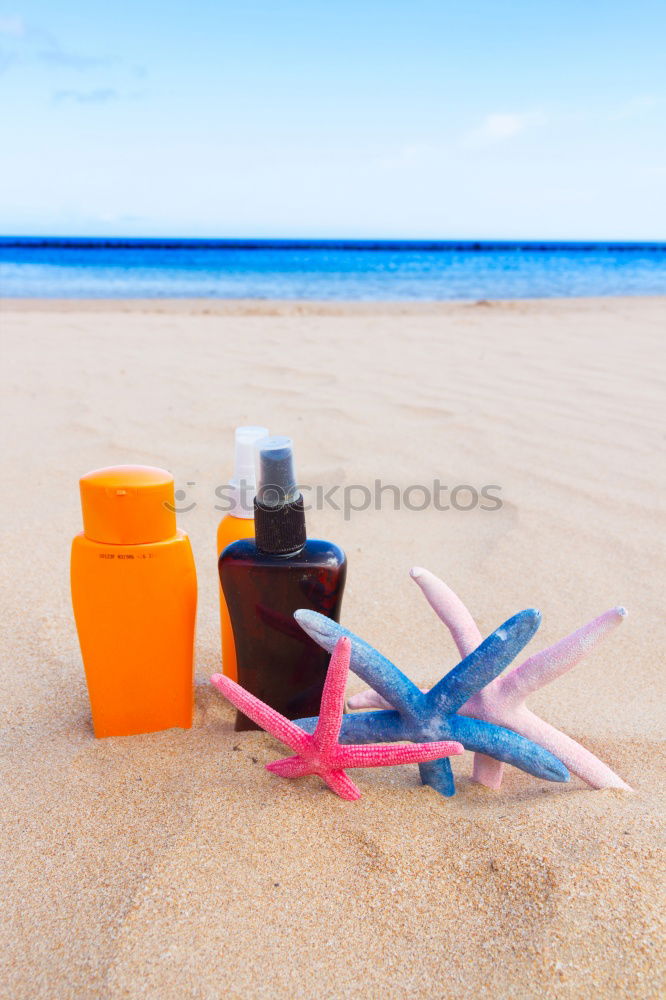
left=1, top=296, right=664, bottom=999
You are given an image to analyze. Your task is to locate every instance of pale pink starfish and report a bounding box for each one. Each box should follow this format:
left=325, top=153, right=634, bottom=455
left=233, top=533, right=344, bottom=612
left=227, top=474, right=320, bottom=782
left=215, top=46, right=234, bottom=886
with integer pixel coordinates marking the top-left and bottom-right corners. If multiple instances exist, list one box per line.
left=211, top=636, right=463, bottom=801
left=349, top=569, right=630, bottom=791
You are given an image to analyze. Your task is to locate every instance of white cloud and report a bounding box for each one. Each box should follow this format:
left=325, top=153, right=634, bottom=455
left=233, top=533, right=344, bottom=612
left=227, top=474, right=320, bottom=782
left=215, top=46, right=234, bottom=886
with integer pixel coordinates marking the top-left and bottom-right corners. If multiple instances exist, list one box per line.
left=462, top=111, right=546, bottom=148
left=0, top=17, right=122, bottom=73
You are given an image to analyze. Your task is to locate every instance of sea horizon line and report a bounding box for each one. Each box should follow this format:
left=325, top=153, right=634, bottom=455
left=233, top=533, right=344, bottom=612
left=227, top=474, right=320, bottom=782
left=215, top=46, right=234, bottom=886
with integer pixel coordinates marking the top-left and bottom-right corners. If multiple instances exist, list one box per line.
left=2, top=236, right=666, bottom=252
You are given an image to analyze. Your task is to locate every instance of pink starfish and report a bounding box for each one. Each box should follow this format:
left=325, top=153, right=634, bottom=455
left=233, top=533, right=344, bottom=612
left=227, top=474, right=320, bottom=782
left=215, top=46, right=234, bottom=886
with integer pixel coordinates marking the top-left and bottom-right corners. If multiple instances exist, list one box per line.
left=211, top=636, right=463, bottom=801
left=349, top=569, right=630, bottom=792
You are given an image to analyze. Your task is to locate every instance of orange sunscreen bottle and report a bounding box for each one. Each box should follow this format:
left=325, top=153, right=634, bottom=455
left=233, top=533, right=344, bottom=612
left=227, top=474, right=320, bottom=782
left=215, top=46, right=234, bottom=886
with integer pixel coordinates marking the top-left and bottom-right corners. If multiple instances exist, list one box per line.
left=217, top=426, right=269, bottom=680
left=71, top=465, right=197, bottom=738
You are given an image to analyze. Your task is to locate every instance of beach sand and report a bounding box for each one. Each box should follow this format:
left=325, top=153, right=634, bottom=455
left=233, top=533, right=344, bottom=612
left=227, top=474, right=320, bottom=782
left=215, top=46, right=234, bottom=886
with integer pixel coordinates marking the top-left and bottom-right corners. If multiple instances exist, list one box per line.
left=1, top=297, right=664, bottom=999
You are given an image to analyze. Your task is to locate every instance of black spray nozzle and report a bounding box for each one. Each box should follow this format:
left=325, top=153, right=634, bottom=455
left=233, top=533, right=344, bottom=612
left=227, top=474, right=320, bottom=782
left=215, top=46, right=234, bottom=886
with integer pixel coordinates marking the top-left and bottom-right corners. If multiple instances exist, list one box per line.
left=255, top=436, right=300, bottom=508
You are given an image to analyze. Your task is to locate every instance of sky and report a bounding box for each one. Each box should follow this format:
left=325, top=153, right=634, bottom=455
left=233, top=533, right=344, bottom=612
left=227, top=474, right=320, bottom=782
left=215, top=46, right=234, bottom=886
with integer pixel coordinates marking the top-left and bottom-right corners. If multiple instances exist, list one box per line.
left=1, top=0, right=666, bottom=240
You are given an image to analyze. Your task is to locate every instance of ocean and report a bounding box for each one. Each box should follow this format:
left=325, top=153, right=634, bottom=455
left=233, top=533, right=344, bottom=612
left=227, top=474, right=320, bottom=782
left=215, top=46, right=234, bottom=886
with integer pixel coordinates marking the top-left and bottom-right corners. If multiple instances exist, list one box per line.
left=1, top=238, right=665, bottom=299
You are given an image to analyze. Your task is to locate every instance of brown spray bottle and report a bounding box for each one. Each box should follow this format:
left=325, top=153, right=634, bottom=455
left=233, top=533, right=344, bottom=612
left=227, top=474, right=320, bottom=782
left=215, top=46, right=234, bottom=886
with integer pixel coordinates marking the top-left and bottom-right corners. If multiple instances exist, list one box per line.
left=219, top=436, right=346, bottom=730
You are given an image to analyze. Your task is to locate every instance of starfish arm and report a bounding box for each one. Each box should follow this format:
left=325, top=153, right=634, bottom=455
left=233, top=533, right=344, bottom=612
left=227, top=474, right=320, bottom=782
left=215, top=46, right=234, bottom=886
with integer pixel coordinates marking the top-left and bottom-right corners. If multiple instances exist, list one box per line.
left=410, top=569, right=510, bottom=789
left=266, top=755, right=311, bottom=778
left=210, top=674, right=310, bottom=753
left=337, top=740, right=464, bottom=768
left=294, top=714, right=318, bottom=735
left=347, top=686, right=434, bottom=711
left=324, top=769, right=362, bottom=801
left=418, top=758, right=456, bottom=797
left=335, top=710, right=409, bottom=744
left=471, top=754, right=504, bottom=790
left=294, top=610, right=424, bottom=718
left=313, top=637, right=350, bottom=751
left=449, top=714, right=569, bottom=783
left=426, top=609, right=542, bottom=715
left=511, top=707, right=631, bottom=790
left=347, top=689, right=394, bottom=711
left=410, top=567, right=483, bottom=656
left=296, top=709, right=406, bottom=744
left=460, top=691, right=505, bottom=789
left=500, top=607, right=628, bottom=704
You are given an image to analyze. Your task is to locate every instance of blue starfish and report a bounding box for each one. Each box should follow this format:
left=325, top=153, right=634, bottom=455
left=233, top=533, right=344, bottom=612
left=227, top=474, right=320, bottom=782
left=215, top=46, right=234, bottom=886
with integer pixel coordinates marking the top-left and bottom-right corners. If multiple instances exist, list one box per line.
left=293, top=609, right=570, bottom=797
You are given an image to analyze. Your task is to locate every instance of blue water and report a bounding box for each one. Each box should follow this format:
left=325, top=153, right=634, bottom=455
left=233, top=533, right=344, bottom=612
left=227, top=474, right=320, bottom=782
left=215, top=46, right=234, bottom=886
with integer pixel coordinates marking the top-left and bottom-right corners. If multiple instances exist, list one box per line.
left=1, top=238, right=666, bottom=299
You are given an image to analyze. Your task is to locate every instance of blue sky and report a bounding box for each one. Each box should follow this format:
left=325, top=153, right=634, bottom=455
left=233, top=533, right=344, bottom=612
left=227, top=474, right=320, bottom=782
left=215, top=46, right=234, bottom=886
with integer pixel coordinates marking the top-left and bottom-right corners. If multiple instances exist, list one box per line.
left=1, top=1, right=665, bottom=239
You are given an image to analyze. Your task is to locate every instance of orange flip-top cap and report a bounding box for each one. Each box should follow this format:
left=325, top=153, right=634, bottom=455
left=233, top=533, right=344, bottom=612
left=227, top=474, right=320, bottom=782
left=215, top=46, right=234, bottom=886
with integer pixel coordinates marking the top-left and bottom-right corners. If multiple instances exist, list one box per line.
left=79, top=465, right=177, bottom=544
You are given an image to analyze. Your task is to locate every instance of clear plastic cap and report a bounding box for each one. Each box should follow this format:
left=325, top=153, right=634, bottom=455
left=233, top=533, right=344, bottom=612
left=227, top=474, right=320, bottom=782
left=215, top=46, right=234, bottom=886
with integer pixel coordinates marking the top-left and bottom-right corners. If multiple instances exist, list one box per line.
left=255, top=435, right=300, bottom=508
left=228, top=425, right=269, bottom=517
